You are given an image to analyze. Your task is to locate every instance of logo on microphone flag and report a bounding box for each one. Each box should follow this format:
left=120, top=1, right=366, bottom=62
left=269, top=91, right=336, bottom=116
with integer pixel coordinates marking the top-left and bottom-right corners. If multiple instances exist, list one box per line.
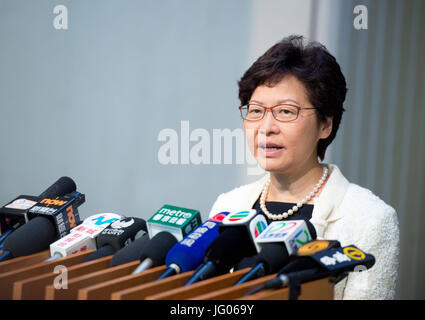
left=209, top=212, right=229, bottom=222
left=254, top=220, right=267, bottom=238
left=222, top=209, right=257, bottom=225
left=147, top=204, right=202, bottom=241
left=228, top=211, right=250, bottom=222
left=311, top=245, right=375, bottom=272
left=255, top=220, right=311, bottom=255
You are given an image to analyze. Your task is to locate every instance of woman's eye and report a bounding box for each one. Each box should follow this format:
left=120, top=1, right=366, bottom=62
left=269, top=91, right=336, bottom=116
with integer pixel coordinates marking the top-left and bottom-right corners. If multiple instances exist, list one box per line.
left=279, top=108, right=295, bottom=114
left=249, top=108, right=263, bottom=113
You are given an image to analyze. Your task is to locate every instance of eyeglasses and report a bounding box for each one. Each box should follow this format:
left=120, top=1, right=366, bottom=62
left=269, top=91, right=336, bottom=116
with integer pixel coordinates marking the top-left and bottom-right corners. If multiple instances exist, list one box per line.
left=239, top=103, right=316, bottom=122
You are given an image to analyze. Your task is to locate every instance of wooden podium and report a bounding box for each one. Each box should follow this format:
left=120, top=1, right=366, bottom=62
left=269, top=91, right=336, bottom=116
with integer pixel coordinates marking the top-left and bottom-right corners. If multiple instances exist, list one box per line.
left=0, top=250, right=334, bottom=300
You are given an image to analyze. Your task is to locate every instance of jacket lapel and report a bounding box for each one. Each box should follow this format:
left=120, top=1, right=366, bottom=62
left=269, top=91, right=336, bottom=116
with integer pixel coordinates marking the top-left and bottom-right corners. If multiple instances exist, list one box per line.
left=310, top=164, right=349, bottom=238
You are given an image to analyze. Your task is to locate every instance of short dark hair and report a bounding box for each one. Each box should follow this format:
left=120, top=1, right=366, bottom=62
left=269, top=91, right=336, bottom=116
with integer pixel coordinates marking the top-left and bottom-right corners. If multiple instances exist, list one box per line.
left=238, top=35, right=347, bottom=160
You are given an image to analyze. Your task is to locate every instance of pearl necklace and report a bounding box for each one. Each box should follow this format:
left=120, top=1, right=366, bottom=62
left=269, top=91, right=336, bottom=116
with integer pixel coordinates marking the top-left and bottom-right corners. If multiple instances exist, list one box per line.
left=260, top=166, right=329, bottom=220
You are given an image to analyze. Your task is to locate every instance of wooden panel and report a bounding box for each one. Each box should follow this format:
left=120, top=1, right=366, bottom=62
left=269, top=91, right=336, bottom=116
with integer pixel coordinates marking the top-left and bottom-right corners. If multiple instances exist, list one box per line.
left=78, top=265, right=167, bottom=300
left=144, top=268, right=251, bottom=300
left=0, top=250, right=93, bottom=300
left=45, top=260, right=140, bottom=300
left=237, top=277, right=334, bottom=300
left=12, top=256, right=112, bottom=300
left=189, top=274, right=276, bottom=300
left=0, top=250, right=50, bottom=274
left=110, top=270, right=193, bottom=300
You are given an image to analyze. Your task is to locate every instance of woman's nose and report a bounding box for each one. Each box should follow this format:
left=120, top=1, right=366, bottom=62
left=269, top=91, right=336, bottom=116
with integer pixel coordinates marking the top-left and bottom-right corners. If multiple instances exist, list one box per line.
left=259, top=110, right=279, bottom=135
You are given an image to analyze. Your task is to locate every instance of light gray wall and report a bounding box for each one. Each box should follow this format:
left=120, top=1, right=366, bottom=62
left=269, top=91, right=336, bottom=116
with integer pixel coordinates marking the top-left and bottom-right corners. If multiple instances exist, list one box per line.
left=0, top=0, right=253, bottom=221
left=312, top=0, right=425, bottom=299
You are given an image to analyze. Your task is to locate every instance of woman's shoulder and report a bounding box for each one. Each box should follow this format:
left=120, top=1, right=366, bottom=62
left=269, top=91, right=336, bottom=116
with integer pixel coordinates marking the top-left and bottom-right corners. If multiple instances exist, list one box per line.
left=343, top=182, right=397, bottom=220
left=335, top=181, right=399, bottom=244
left=325, top=164, right=397, bottom=221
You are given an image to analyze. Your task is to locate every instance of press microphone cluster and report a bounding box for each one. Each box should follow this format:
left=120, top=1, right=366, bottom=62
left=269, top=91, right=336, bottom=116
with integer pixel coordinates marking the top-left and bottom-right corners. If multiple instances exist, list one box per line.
left=0, top=176, right=379, bottom=302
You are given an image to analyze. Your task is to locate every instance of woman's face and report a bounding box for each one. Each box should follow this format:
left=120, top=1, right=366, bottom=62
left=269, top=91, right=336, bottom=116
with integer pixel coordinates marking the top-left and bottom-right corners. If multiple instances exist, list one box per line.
left=244, top=74, right=332, bottom=174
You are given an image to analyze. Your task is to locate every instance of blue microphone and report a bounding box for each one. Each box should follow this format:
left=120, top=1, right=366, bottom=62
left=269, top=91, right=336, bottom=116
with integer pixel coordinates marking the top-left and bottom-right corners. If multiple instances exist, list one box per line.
left=156, top=212, right=229, bottom=280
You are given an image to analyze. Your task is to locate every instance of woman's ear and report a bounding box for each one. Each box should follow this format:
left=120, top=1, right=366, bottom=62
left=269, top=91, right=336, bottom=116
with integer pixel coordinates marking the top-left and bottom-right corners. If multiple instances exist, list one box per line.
left=319, top=116, right=333, bottom=140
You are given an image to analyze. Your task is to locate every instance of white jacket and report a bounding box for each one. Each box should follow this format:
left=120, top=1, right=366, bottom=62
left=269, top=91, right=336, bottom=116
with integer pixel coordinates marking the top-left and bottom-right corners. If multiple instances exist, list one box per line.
left=208, top=164, right=400, bottom=300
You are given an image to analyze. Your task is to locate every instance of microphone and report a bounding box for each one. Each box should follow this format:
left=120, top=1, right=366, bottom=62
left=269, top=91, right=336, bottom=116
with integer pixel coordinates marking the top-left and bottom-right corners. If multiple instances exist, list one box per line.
left=109, top=232, right=151, bottom=267
left=234, top=220, right=317, bottom=285
left=27, top=191, right=85, bottom=239
left=46, top=213, right=123, bottom=261
left=38, top=176, right=77, bottom=199
left=247, top=242, right=374, bottom=297
left=185, top=209, right=268, bottom=286
left=132, top=231, right=178, bottom=274
left=0, top=176, right=77, bottom=244
left=156, top=212, right=229, bottom=280
left=0, top=216, right=57, bottom=261
left=81, top=217, right=147, bottom=263
left=0, top=190, right=86, bottom=261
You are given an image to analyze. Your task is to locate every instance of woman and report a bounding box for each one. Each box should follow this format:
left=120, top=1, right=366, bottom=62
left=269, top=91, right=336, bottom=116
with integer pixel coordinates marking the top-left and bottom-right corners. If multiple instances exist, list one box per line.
left=209, top=35, right=399, bottom=300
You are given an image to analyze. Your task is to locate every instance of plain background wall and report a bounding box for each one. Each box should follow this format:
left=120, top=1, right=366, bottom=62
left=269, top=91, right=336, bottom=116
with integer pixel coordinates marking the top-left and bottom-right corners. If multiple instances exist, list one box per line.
left=0, top=0, right=253, bottom=219
left=0, top=0, right=423, bottom=298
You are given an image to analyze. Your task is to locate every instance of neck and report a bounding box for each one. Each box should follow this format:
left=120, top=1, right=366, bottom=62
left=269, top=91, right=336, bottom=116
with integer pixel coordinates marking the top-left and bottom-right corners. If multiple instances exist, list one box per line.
left=267, top=161, right=325, bottom=204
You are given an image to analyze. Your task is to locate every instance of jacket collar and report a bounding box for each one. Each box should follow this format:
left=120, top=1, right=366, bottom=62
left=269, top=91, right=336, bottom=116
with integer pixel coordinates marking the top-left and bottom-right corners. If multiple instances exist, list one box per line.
left=245, top=163, right=349, bottom=238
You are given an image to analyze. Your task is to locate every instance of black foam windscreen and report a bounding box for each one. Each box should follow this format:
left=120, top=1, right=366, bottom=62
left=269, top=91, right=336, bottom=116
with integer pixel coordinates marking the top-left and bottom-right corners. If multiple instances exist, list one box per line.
left=96, top=217, right=147, bottom=252
left=205, top=227, right=257, bottom=274
left=3, top=216, right=57, bottom=257
left=38, top=176, right=77, bottom=199
left=139, top=232, right=177, bottom=266
left=81, top=245, right=115, bottom=263
left=256, top=243, right=290, bottom=274
left=278, top=256, right=319, bottom=275
left=306, top=220, right=317, bottom=240
left=110, top=233, right=150, bottom=267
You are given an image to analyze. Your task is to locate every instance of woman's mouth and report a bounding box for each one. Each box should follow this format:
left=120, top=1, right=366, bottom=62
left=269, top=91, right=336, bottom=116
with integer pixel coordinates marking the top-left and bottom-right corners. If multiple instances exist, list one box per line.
left=258, top=142, right=284, bottom=157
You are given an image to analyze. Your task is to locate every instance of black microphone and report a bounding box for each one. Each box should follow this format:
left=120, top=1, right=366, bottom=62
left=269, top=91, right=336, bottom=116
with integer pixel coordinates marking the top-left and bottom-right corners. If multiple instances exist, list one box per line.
left=0, top=192, right=86, bottom=261
left=132, top=232, right=178, bottom=274
left=185, top=226, right=258, bottom=286
left=184, top=209, right=269, bottom=286
left=38, top=176, right=77, bottom=199
left=26, top=191, right=85, bottom=239
left=109, top=233, right=151, bottom=267
left=246, top=243, right=375, bottom=297
left=0, top=176, right=77, bottom=243
left=234, top=220, right=317, bottom=285
left=81, top=217, right=147, bottom=263
left=0, top=216, right=57, bottom=261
